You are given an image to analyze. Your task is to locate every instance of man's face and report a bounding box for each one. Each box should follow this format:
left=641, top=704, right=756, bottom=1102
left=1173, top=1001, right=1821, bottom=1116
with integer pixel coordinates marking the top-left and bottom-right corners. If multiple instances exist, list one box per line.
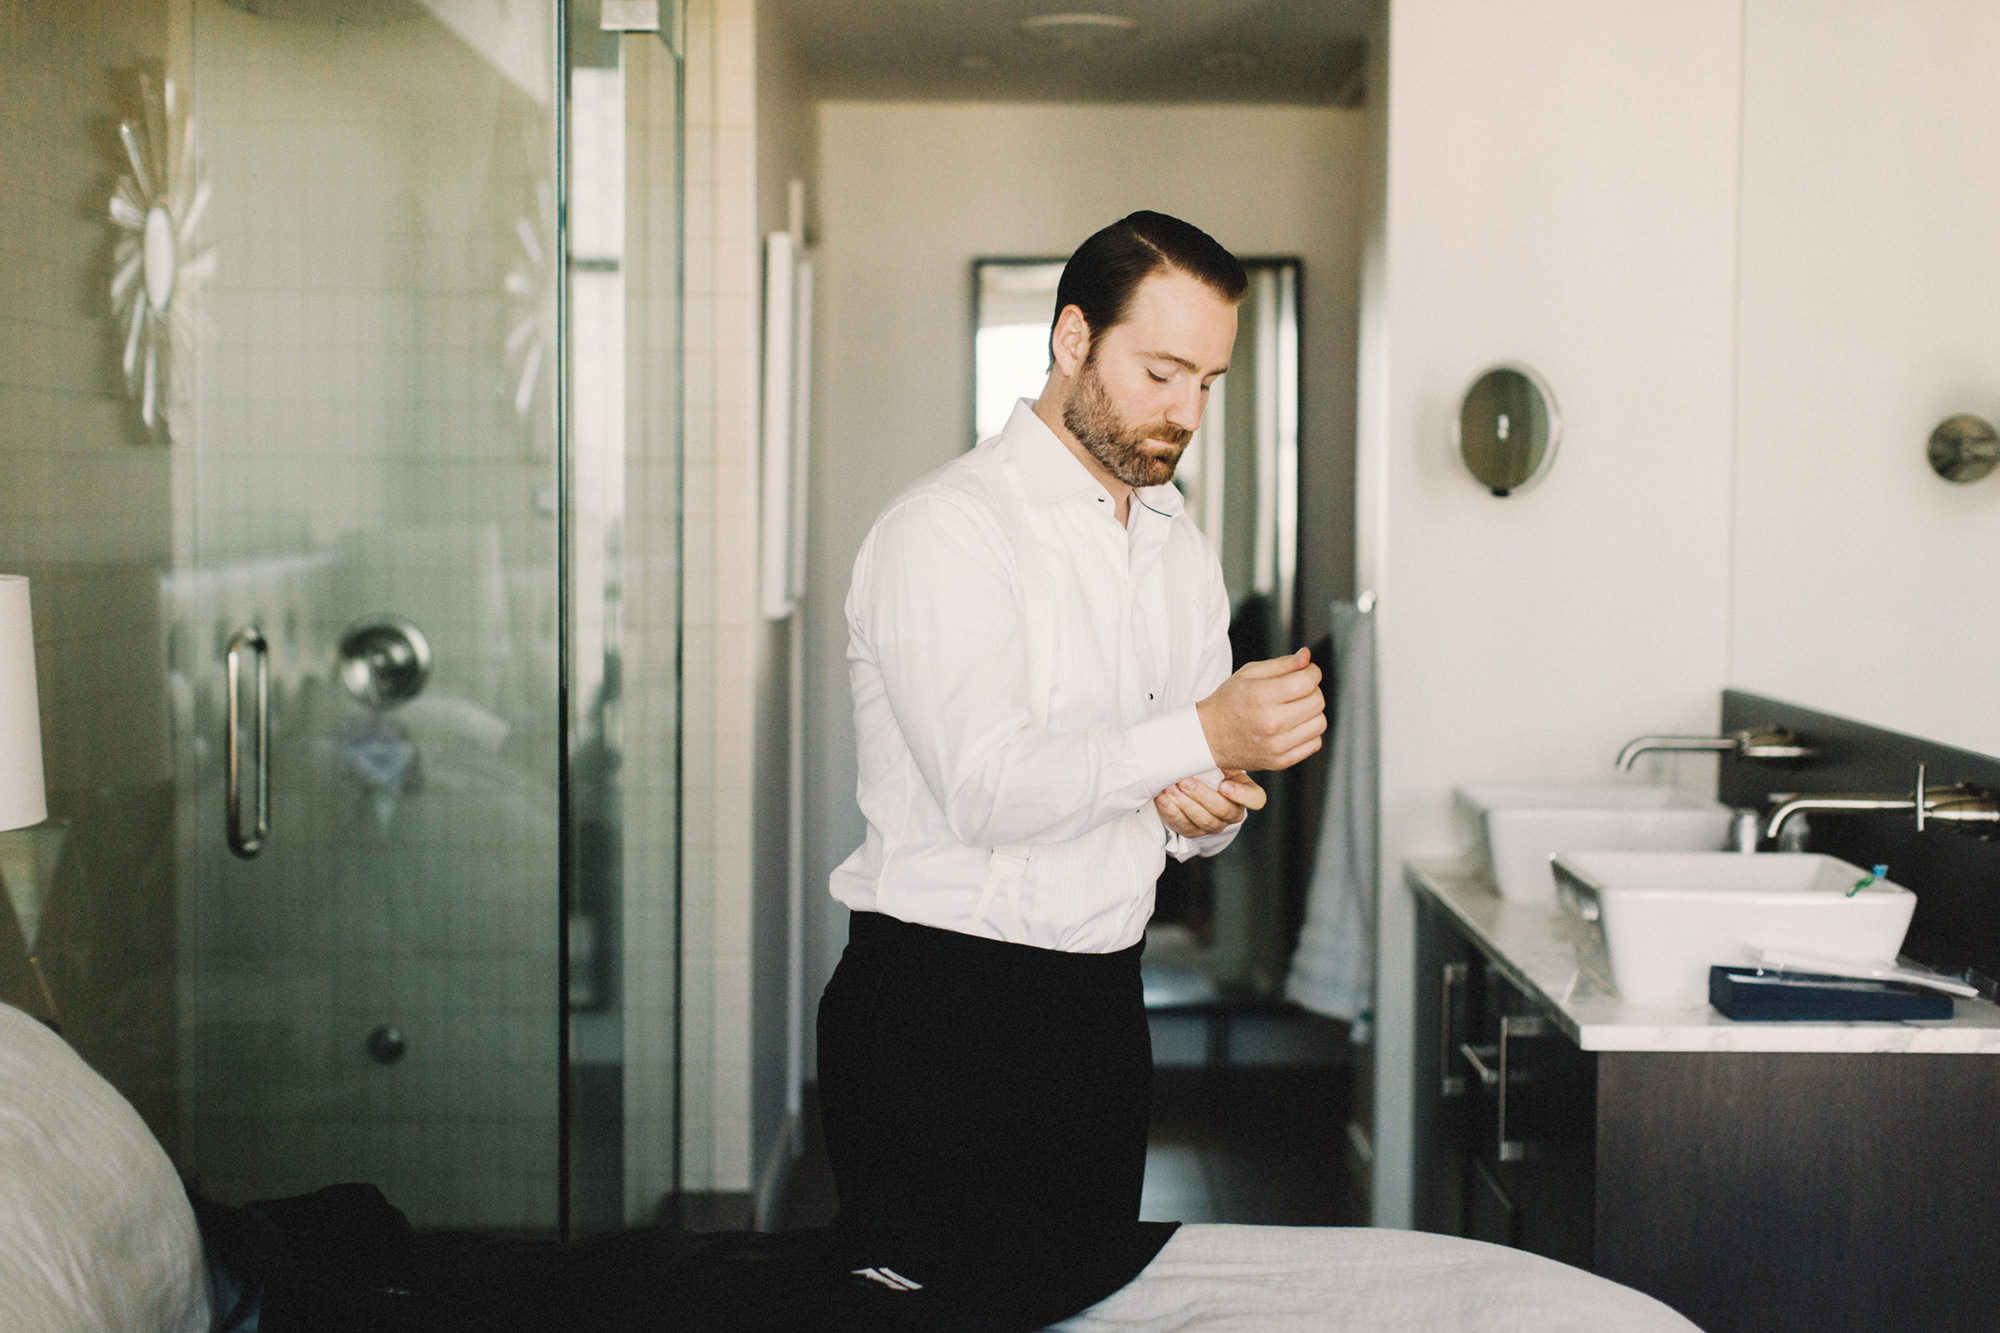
left=1062, top=269, right=1238, bottom=490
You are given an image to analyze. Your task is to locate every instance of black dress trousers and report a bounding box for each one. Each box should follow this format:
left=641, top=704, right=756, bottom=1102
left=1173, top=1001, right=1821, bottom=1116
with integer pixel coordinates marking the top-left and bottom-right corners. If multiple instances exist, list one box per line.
left=815, top=911, right=1177, bottom=1331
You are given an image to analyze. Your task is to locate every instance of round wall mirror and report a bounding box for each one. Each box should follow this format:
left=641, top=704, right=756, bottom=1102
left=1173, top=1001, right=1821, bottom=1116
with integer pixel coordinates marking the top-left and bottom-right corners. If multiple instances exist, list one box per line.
left=1457, top=364, right=1559, bottom=496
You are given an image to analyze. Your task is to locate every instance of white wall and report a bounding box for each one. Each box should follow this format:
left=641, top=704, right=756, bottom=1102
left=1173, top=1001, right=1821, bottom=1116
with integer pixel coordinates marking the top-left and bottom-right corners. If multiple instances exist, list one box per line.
left=0, top=0, right=180, bottom=1157
left=802, top=101, right=1369, bottom=1065
left=1729, top=0, right=2000, bottom=758
left=1361, top=0, right=1743, bottom=1226
left=676, top=0, right=762, bottom=1196
left=748, top=0, right=816, bottom=1222
left=618, top=23, right=691, bottom=1221
left=676, top=0, right=821, bottom=1208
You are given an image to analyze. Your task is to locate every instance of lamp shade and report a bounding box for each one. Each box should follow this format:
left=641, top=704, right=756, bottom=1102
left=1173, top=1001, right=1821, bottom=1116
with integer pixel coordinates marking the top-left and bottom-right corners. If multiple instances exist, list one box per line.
left=0, top=577, right=47, bottom=832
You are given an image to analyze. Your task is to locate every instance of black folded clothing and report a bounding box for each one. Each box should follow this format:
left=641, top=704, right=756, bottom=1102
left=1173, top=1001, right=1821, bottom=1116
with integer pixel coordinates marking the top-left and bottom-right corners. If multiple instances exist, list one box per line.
left=1709, top=965, right=1956, bottom=1022
left=192, top=1180, right=1163, bottom=1333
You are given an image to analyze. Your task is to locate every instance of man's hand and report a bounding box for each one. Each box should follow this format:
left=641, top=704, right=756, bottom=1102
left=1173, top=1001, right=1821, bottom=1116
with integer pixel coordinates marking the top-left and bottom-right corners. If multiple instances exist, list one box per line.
left=1195, top=647, right=1327, bottom=773
left=1154, top=769, right=1267, bottom=838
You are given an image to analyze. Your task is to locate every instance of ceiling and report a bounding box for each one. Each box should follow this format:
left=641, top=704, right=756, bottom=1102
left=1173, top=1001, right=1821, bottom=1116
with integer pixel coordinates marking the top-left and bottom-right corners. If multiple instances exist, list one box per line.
left=766, top=0, right=1377, bottom=106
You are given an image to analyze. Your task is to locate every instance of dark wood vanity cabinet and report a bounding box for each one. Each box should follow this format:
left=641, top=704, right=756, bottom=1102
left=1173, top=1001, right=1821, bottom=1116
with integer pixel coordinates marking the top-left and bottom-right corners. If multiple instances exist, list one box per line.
left=1413, top=891, right=2000, bottom=1333
left=1413, top=893, right=1595, bottom=1270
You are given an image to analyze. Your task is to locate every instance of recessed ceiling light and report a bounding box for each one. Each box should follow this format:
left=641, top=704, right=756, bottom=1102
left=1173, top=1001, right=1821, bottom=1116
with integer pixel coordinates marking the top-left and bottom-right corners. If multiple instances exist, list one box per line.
left=1019, top=12, right=1140, bottom=51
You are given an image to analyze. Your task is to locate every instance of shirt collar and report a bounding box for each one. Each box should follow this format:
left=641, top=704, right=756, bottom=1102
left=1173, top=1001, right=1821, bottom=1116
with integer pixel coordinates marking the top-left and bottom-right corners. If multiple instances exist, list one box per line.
left=996, top=398, right=1188, bottom=520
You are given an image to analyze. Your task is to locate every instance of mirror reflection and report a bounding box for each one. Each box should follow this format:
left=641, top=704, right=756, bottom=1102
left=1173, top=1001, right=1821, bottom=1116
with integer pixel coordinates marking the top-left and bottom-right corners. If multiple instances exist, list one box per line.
left=1456, top=365, right=1557, bottom=498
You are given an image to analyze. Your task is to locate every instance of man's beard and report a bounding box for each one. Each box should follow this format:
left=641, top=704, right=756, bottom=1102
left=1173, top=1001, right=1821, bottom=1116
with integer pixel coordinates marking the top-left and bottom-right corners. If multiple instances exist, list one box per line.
left=1062, top=351, right=1192, bottom=489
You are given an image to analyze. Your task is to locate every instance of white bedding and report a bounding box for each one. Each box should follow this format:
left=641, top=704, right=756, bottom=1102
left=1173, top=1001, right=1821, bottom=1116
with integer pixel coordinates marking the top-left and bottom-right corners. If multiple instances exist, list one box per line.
left=1051, top=1223, right=1700, bottom=1332
left=0, top=1001, right=210, bottom=1333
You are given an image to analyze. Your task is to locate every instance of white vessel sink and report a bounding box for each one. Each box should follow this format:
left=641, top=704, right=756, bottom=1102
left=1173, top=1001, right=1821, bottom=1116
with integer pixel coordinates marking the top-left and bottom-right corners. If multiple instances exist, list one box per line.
left=1551, top=851, right=1917, bottom=1009
left=1455, top=782, right=1733, bottom=903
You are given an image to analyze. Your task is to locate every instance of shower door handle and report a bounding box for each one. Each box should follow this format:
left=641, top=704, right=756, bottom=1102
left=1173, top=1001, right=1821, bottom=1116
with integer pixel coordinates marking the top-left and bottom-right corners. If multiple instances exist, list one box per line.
left=226, top=627, right=269, bottom=859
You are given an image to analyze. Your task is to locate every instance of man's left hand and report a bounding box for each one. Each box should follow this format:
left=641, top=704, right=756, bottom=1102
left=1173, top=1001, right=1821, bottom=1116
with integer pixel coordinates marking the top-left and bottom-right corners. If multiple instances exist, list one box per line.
left=1154, top=769, right=1266, bottom=838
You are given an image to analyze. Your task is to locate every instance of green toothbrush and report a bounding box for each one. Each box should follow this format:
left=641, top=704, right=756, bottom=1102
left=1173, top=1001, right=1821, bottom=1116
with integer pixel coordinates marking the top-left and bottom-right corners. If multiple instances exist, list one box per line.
left=1847, top=863, right=1889, bottom=897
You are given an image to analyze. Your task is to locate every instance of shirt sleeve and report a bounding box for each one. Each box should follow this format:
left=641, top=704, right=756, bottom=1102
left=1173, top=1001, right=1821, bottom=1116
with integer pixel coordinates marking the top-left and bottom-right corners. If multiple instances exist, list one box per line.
left=850, top=491, right=1219, bottom=849
left=1163, top=532, right=1243, bottom=863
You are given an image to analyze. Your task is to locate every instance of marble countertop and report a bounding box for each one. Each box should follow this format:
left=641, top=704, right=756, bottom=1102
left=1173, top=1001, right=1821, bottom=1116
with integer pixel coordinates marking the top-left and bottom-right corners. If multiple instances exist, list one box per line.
left=1407, top=858, right=2000, bottom=1054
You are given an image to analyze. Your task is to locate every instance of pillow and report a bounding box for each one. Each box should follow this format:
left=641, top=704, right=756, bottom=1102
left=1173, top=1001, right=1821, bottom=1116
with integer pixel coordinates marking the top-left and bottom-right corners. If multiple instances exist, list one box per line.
left=0, top=1001, right=211, bottom=1333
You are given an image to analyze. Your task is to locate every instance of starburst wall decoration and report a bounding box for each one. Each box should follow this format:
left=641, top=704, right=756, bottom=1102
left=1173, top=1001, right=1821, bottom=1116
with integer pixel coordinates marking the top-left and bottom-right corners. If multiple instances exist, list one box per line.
left=504, top=179, right=556, bottom=421
left=108, top=69, right=214, bottom=438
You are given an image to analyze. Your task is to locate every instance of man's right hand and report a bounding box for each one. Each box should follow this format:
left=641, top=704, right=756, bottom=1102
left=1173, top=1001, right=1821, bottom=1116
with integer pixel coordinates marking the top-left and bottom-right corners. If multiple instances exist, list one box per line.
left=1195, top=647, right=1327, bottom=773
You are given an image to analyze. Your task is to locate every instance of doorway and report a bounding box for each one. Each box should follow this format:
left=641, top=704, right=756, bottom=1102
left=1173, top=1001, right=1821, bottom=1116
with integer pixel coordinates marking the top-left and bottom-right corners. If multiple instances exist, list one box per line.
left=776, top=0, right=1375, bottom=1226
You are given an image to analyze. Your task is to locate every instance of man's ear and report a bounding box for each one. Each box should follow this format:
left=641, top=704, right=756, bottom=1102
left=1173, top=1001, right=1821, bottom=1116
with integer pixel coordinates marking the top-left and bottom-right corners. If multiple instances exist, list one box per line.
left=1050, top=304, right=1093, bottom=378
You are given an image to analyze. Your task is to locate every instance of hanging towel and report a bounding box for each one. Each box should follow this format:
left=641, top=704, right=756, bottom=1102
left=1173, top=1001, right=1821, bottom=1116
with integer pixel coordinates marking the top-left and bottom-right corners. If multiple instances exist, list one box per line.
left=1283, top=595, right=1377, bottom=1038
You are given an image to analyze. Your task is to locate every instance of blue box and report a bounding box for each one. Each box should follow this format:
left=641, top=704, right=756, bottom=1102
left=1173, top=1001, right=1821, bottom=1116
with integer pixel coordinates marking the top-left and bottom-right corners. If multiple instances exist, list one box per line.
left=1708, top=966, right=1955, bottom=1022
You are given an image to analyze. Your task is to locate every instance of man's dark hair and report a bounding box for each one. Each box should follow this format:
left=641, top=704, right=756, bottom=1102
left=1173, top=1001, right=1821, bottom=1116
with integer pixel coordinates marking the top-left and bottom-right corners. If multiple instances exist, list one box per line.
left=1051, top=211, right=1248, bottom=356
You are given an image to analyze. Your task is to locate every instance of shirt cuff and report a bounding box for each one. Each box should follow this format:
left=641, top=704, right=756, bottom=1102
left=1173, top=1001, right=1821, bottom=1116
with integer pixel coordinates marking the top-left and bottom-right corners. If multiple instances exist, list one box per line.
left=1129, top=704, right=1218, bottom=794
left=1166, top=819, right=1241, bottom=863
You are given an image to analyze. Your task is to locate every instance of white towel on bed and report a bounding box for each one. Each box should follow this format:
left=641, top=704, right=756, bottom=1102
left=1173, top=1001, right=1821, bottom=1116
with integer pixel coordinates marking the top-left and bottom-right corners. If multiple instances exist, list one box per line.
left=1047, top=1224, right=1700, bottom=1332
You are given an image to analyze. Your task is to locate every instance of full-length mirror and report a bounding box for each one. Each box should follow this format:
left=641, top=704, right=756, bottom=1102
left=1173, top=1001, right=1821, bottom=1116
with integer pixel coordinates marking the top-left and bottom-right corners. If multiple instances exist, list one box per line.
left=973, top=256, right=1304, bottom=991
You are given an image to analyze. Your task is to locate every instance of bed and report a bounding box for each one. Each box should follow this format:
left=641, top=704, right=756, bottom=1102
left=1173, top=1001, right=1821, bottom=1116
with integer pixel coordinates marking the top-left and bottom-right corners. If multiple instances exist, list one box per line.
left=1050, top=1223, right=1698, bottom=1331
left=0, top=1001, right=210, bottom=1333
left=0, top=1000, right=1696, bottom=1333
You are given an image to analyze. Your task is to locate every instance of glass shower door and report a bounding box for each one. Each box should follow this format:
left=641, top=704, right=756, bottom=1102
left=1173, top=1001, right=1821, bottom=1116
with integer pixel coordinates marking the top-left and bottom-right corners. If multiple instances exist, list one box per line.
left=172, top=0, right=567, bottom=1230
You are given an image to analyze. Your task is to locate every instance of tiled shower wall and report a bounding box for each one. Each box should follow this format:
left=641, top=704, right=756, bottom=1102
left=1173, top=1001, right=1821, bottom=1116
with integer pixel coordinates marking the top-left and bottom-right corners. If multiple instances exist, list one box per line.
left=618, top=27, right=690, bottom=1220
left=674, top=0, right=761, bottom=1196
left=601, top=0, right=759, bottom=1211
left=0, top=0, right=182, bottom=1153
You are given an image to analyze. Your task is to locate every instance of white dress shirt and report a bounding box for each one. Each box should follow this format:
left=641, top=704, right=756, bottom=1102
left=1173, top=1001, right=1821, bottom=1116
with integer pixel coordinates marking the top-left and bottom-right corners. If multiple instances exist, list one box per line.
left=831, top=399, right=1240, bottom=953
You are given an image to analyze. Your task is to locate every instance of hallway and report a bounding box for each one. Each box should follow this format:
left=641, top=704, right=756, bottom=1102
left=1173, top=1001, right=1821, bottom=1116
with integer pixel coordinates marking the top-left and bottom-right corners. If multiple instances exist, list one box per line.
left=778, top=1060, right=1364, bottom=1232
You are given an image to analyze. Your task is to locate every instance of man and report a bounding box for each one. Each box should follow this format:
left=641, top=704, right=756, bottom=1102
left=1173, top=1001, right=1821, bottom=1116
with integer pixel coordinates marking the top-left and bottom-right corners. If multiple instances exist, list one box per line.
left=817, top=212, right=1326, bottom=1330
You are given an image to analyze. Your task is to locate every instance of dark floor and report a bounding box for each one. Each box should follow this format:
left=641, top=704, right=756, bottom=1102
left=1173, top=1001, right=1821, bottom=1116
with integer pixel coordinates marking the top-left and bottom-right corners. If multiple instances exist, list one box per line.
left=1141, top=1063, right=1365, bottom=1226
left=776, top=1060, right=1365, bottom=1231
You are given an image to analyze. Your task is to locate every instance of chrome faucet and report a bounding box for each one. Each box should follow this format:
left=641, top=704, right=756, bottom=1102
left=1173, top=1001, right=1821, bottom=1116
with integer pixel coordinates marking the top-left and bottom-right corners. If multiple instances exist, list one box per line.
left=1763, top=763, right=2000, bottom=844
left=1615, top=726, right=1814, bottom=772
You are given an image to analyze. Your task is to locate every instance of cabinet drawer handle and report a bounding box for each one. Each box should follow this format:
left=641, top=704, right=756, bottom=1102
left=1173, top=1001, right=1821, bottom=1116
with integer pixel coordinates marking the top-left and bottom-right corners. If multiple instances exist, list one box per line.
left=1441, top=963, right=1470, bottom=1096
left=1496, top=1014, right=1545, bottom=1163
left=1459, top=1042, right=1500, bottom=1087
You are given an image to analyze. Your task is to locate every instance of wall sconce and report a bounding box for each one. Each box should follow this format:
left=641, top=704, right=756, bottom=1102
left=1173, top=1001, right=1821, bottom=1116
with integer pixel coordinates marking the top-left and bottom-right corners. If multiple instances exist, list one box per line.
left=1926, top=414, right=1999, bottom=483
